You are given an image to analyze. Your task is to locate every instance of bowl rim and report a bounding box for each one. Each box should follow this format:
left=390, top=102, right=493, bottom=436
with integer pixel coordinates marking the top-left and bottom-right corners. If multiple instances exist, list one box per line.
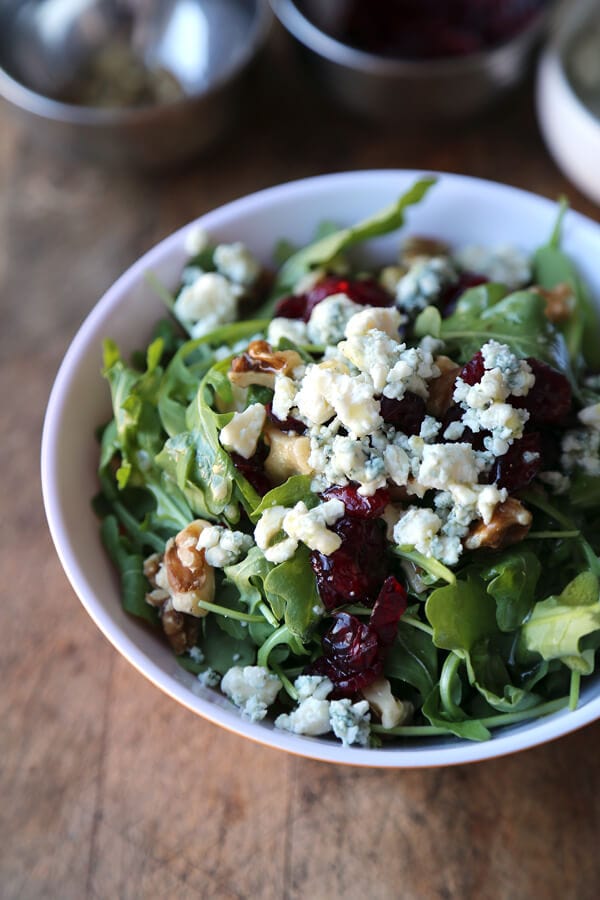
left=270, top=0, right=547, bottom=76
left=0, top=0, right=272, bottom=125
left=41, top=169, right=600, bottom=767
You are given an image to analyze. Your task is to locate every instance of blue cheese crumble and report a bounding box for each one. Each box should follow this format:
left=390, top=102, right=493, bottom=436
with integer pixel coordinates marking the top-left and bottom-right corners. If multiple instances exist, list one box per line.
left=196, top=526, right=254, bottom=568
left=395, top=256, right=458, bottom=313
left=329, top=699, right=371, bottom=747
left=220, top=665, right=282, bottom=721
left=454, top=244, right=531, bottom=290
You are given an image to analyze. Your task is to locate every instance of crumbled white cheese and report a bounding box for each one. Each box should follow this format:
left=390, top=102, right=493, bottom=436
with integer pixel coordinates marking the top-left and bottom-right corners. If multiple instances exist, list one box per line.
left=295, top=363, right=382, bottom=437
left=184, top=225, right=210, bottom=257
left=454, top=244, right=531, bottom=289
left=197, top=667, right=220, bottom=688
left=562, top=427, right=600, bottom=476
left=395, top=256, right=457, bottom=313
left=271, top=374, right=298, bottom=422
left=219, top=403, right=266, bottom=459
left=214, top=241, right=261, bottom=286
left=267, top=317, right=309, bottom=347
left=344, top=305, right=405, bottom=339
left=294, top=675, right=333, bottom=701
left=196, top=525, right=254, bottom=568
left=220, top=665, right=282, bottom=721
left=174, top=272, right=241, bottom=338
left=538, top=470, right=571, bottom=495
left=306, top=293, right=363, bottom=345
left=254, top=505, right=298, bottom=564
left=578, top=402, right=600, bottom=430
left=329, top=699, right=371, bottom=747
left=275, top=698, right=332, bottom=736
left=417, top=443, right=482, bottom=491
left=282, top=499, right=345, bottom=556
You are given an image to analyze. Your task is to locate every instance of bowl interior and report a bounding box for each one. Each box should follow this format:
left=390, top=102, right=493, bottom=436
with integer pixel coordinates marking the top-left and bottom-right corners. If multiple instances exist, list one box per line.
left=42, top=170, right=600, bottom=766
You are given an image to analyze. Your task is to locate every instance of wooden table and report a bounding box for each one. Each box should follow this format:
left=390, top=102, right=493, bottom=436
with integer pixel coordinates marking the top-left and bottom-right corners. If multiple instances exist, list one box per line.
left=2, top=45, right=600, bottom=900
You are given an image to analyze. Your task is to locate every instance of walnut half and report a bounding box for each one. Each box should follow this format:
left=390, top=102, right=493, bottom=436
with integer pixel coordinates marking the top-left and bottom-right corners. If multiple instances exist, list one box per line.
left=229, top=340, right=303, bottom=390
left=464, top=498, right=532, bottom=551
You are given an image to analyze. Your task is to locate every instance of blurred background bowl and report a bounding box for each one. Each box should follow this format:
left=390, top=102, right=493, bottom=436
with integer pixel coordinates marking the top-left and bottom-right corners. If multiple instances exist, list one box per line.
left=271, top=0, right=549, bottom=121
left=0, top=0, right=272, bottom=168
left=537, top=0, right=600, bottom=205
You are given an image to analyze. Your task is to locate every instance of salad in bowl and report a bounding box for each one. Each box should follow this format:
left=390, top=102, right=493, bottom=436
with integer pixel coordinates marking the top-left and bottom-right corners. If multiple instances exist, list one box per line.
left=94, top=175, right=600, bottom=751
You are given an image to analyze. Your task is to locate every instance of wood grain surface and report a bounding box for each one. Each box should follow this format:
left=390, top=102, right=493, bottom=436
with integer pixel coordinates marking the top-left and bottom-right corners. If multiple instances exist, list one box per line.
left=1, top=39, right=600, bottom=900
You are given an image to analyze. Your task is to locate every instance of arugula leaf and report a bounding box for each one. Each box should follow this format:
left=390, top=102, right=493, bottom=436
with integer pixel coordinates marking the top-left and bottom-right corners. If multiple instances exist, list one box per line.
left=439, top=290, right=573, bottom=378
left=467, top=639, right=542, bottom=712
left=384, top=620, right=438, bottom=701
left=201, top=616, right=256, bottom=674
left=425, top=575, right=498, bottom=653
left=422, top=688, right=491, bottom=741
left=532, top=199, right=600, bottom=369
left=479, top=550, right=541, bottom=632
left=250, top=475, right=319, bottom=523
left=520, top=571, right=600, bottom=672
left=100, top=516, right=157, bottom=625
left=264, top=177, right=437, bottom=305
left=264, top=545, right=321, bottom=640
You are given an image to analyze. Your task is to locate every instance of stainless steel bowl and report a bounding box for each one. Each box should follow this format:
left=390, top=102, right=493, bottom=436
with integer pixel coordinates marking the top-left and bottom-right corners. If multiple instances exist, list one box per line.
left=0, top=0, right=272, bottom=167
left=271, top=0, right=548, bottom=120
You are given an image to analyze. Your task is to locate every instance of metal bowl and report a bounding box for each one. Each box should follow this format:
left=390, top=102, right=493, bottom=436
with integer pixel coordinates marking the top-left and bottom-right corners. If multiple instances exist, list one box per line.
left=271, top=0, right=548, bottom=120
left=0, top=0, right=271, bottom=167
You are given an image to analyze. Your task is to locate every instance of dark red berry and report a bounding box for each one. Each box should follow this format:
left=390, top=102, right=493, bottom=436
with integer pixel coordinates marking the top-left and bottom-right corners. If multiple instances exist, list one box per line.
left=380, top=391, right=427, bottom=435
left=230, top=445, right=271, bottom=496
left=304, top=276, right=393, bottom=321
left=369, top=576, right=408, bottom=647
left=307, top=577, right=407, bottom=698
left=310, top=517, right=388, bottom=610
left=322, top=484, right=390, bottom=519
left=265, top=402, right=306, bottom=435
left=274, top=293, right=307, bottom=319
left=511, top=358, right=572, bottom=425
left=459, top=351, right=485, bottom=385
left=492, top=432, right=542, bottom=494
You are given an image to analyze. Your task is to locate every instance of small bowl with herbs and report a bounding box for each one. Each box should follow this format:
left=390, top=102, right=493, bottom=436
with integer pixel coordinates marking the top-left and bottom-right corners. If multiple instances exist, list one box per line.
left=42, top=170, right=600, bottom=766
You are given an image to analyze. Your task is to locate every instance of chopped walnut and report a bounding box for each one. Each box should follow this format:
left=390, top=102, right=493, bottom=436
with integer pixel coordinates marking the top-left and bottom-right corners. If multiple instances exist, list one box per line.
left=362, top=677, right=412, bottom=730
left=159, top=519, right=216, bottom=617
left=530, top=283, right=575, bottom=323
left=229, top=340, right=303, bottom=389
left=161, top=599, right=200, bottom=655
left=401, top=235, right=451, bottom=267
left=464, top=498, right=532, bottom=551
left=427, top=356, right=461, bottom=418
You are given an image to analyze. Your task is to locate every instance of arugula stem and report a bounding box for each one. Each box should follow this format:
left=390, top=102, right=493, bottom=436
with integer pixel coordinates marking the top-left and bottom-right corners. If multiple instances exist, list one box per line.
left=527, top=531, right=580, bottom=539
left=391, top=547, right=456, bottom=584
left=257, top=625, right=292, bottom=669
left=193, top=600, right=266, bottom=622
left=373, top=697, right=570, bottom=736
left=401, top=615, right=434, bottom=636
left=258, top=601, right=279, bottom=628
left=271, top=662, right=298, bottom=701
left=569, top=671, right=581, bottom=711
left=439, top=652, right=465, bottom=720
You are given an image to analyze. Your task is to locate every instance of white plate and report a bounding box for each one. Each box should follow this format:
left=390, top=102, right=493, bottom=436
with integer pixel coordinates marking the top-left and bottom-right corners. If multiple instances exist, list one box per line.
left=41, top=170, right=600, bottom=766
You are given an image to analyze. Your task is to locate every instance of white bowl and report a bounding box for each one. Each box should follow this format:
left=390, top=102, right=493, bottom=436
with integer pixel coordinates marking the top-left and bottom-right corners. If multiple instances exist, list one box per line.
left=41, top=170, right=600, bottom=767
left=536, top=1, right=600, bottom=206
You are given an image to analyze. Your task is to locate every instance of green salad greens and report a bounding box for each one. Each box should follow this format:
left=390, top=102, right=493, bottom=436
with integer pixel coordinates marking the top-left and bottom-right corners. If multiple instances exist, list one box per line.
left=95, top=177, right=600, bottom=748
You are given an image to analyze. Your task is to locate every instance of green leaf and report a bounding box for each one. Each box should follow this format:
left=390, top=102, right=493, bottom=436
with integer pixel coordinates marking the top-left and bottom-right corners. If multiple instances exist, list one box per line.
left=100, top=517, right=158, bottom=625
left=479, top=550, right=541, bottom=632
left=272, top=176, right=437, bottom=295
left=384, top=620, right=438, bottom=701
left=422, top=688, right=491, bottom=741
left=425, top=575, right=499, bottom=654
left=224, top=546, right=274, bottom=615
left=520, top=571, right=600, bottom=671
left=250, top=475, right=319, bottom=523
left=569, top=473, right=600, bottom=511
left=264, top=545, right=321, bottom=640
left=201, top=616, right=256, bottom=674
left=467, top=639, right=542, bottom=712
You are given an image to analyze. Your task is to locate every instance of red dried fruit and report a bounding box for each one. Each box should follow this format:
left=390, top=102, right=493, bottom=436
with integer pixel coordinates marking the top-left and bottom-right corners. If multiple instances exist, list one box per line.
left=265, top=402, right=306, bottom=435
left=492, top=432, right=542, bottom=494
left=511, top=358, right=572, bottom=425
left=230, top=445, right=271, bottom=496
left=322, top=484, right=390, bottom=519
left=459, top=351, right=485, bottom=385
left=274, top=276, right=393, bottom=323
left=380, top=391, right=426, bottom=435
left=307, top=577, right=407, bottom=697
left=310, top=517, right=388, bottom=610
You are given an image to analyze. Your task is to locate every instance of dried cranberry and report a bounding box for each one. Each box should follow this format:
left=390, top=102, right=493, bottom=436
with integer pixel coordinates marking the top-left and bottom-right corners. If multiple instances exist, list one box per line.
left=511, top=358, right=572, bottom=425
left=441, top=271, right=488, bottom=315
left=369, top=576, right=408, bottom=647
left=322, top=484, right=390, bottom=519
left=303, top=276, right=393, bottom=321
left=274, top=293, right=307, bottom=320
left=265, top=402, right=306, bottom=435
left=459, top=351, right=485, bottom=385
left=380, top=392, right=426, bottom=435
left=230, top=445, right=271, bottom=496
left=310, top=517, right=388, bottom=609
left=307, top=577, right=407, bottom=698
left=492, top=432, right=542, bottom=494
